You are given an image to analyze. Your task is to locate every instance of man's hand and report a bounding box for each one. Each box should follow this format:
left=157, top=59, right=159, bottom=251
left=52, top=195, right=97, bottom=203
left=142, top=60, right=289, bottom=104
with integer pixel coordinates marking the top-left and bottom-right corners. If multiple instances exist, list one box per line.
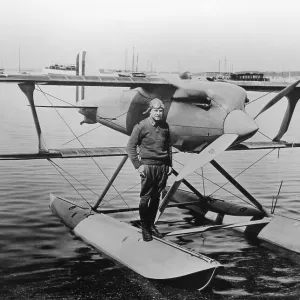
left=138, top=165, right=146, bottom=178
left=167, top=166, right=173, bottom=176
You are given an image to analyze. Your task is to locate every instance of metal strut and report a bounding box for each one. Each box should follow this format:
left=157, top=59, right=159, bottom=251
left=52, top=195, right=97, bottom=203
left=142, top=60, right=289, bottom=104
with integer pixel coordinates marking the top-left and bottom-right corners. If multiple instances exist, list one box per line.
left=210, top=159, right=271, bottom=217
left=171, top=168, right=206, bottom=200
left=93, top=155, right=128, bottom=210
left=18, top=83, right=47, bottom=152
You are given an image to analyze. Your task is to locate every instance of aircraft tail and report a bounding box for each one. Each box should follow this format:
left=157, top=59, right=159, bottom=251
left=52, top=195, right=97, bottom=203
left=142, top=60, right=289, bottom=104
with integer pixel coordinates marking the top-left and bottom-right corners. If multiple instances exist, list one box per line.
left=75, top=50, right=87, bottom=103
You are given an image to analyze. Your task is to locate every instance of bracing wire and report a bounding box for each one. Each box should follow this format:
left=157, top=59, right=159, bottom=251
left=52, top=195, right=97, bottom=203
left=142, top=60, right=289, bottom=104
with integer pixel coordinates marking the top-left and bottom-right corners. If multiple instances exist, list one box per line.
left=36, top=85, right=126, bottom=206
left=246, top=90, right=276, bottom=106
left=174, top=147, right=276, bottom=208
left=36, top=89, right=77, bottom=107
left=48, top=159, right=93, bottom=208
left=173, top=158, right=248, bottom=204
left=48, top=159, right=100, bottom=197
left=258, top=130, right=273, bottom=141
left=61, top=92, right=155, bottom=146
left=62, top=125, right=104, bottom=146
left=208, top=148, right=275, bottom=197
left=100, top=182, right=141, bottom=205
left=36, top=85, right=145, bottom=221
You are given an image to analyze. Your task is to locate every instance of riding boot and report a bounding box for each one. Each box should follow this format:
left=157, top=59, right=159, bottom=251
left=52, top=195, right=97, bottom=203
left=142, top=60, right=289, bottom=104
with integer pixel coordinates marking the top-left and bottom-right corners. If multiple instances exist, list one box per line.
left=139, top=200, right=153, bottom=242
left=149, top=205, right=163, bottom=238
left=150, top=223, right=163, bottom=238
left=141, top=220, right=153, bottom=242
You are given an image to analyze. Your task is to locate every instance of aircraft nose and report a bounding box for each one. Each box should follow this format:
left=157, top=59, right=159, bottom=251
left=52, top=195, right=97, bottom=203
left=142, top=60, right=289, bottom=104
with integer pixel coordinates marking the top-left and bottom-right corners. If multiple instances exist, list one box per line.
left=224, top=110, right=258, bottom=139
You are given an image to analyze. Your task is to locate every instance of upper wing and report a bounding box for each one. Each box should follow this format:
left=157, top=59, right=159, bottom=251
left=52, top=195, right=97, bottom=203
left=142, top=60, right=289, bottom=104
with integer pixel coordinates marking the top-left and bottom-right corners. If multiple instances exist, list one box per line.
left=0, top=147, right=128, bottom=160
left=0, top=147, right=180, bottom=160
left=228, top=80, right=300, bottom=92
left=0, top=73, right=172, bottom=88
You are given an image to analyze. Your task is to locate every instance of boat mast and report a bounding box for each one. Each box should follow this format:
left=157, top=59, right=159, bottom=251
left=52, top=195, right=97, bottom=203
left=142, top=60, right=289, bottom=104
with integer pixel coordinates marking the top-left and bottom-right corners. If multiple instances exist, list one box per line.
left=125, top=49, right=127, bottom=72
left=18, top=45, right=21, bottom=73
left=132, top=46, right=135, bottom=72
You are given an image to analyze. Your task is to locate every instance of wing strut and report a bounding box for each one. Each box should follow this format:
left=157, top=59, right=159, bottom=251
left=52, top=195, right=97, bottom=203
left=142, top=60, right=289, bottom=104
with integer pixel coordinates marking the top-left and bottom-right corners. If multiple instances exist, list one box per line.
left=210, top=160, right=271, bottom=217
left=19, top=83, right=47, bottom=152
left=92, top=156, right=128, bottom=210
left=273, top=88, right=300, bottom=141
left=155, top=134, right=238, bottom=223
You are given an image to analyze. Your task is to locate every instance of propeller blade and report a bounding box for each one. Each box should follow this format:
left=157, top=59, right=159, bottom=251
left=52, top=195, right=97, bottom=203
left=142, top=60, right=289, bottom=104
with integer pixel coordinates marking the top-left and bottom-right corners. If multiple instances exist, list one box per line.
left=255, top=80, right=300, bottom=119
left=273, top=95, right=300, bottom=141
left=155, top=133, right=238, bottom=223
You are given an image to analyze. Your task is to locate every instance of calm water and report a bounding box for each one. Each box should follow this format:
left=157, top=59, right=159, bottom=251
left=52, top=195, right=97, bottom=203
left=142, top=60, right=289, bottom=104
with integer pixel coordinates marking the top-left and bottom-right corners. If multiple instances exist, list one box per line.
left=1, top=83, right=300, bottom=299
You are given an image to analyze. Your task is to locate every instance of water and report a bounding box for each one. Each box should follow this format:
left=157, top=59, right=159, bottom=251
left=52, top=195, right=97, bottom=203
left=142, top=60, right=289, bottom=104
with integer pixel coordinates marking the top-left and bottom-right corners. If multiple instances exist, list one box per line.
left=1, top=83, right=300, bottom=299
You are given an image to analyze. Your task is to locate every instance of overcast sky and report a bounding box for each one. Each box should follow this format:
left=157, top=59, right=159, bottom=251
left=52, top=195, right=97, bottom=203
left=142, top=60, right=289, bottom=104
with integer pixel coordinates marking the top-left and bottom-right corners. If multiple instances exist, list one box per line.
left=0, top=0, right=300, bottom=73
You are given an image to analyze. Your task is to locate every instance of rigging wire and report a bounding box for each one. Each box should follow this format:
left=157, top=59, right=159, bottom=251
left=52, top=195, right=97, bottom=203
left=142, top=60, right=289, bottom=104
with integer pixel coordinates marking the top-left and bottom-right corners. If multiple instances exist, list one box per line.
left=36, top=89, right=77, bottom=106
left=246, top=90, right=276, bottom=106
left=36, top=85, right=126, bottom=207
left=62, top=125, right=104, bottom=146
left=36, top=85, right=143, bottom=221
left=61, top=91, right=156, bottom=146
left=258, top=130, right=273, bottom=141
left=48, top=159, right=100, bottom=197
left=62, top=103, right=220, bottom=147
left=208, top=148, right=275, bottom=197
left=35, top=89, right=106, bottom=146
left=35, top=86, right=279, bottom=217
left=174, top=147, right=276, bottom=208
left=48, top=159, right=93, bottom=208
left=173, top=158, right=250, bottom=205
left=100, top=182, right=141, bottom=205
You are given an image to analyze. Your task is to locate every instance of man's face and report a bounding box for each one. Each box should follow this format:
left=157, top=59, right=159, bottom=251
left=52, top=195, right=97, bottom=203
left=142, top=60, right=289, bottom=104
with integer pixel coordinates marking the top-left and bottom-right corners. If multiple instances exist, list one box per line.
left=150, top=107, right=164, bottom=121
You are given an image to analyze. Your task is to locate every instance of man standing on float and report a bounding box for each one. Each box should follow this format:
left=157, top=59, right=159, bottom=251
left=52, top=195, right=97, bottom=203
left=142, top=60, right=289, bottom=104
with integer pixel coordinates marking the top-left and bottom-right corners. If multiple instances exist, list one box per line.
left=126, top=98, right=173, bottom=241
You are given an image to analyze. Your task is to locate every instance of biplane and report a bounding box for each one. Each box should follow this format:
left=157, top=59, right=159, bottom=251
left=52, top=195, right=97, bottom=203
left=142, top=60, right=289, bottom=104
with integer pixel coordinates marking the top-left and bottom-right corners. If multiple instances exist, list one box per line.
left=0, top=51, right=300, bottom=290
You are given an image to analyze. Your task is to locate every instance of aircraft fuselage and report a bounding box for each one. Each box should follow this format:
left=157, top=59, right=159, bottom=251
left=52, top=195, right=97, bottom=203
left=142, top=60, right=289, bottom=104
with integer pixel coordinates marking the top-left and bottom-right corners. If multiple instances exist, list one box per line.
left=79, top=80, right=255, bottom=152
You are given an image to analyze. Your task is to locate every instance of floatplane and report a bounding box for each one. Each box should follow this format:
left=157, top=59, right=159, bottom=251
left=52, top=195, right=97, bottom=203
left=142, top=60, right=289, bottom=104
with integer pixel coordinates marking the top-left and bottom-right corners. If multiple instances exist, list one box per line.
left=0, top=51, right=300, bottom=290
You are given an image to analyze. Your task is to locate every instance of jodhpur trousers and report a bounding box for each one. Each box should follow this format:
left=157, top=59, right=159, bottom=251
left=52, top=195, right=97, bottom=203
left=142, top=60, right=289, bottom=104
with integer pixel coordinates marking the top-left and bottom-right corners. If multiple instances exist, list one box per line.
left=139, top=164, right=168, bottom=224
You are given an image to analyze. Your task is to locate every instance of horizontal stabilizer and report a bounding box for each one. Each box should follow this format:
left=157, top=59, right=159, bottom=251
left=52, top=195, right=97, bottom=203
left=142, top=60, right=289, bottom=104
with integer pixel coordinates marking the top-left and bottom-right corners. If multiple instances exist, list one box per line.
left=165, top=218, right=271, bottom=236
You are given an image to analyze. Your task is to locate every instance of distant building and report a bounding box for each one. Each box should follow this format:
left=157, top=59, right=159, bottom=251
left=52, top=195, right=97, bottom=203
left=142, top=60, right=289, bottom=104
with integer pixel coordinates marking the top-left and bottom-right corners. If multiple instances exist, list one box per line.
left=204, top=71, right=270, bottom=81
left=229, top=71, right=269, bottom=81
left=205, top=72, right=232, bottom=80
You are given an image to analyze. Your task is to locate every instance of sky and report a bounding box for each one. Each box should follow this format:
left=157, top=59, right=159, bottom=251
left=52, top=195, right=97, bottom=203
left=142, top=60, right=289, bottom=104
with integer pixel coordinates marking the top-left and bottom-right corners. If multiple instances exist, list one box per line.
left=0, top=0, right=300, bottom=73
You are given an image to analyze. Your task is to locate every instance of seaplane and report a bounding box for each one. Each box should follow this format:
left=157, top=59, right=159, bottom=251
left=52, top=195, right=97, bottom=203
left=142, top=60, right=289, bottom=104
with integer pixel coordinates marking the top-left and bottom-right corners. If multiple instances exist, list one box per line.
left=0, top=51, right=300, bottom=291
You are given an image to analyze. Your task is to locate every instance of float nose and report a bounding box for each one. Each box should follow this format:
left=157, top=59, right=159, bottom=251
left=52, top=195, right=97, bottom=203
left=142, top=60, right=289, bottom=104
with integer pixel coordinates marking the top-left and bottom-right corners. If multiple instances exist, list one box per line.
left=224, top=110, right=258, bottom=139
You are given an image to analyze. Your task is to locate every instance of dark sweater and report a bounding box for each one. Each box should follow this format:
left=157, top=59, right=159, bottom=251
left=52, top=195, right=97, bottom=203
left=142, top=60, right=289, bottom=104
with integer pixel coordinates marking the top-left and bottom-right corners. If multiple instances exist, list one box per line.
left=126, top=118, right=172, bottom=169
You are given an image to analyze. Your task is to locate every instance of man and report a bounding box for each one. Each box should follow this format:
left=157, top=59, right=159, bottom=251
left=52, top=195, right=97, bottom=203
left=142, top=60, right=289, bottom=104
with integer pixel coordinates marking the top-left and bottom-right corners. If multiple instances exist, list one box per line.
left=126, top=98, right=172, bottom=241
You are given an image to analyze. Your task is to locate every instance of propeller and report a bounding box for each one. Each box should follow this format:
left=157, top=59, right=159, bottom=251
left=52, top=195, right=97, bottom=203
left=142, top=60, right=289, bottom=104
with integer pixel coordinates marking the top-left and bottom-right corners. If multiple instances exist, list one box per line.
left=255, top=80, right=300, bottom=119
